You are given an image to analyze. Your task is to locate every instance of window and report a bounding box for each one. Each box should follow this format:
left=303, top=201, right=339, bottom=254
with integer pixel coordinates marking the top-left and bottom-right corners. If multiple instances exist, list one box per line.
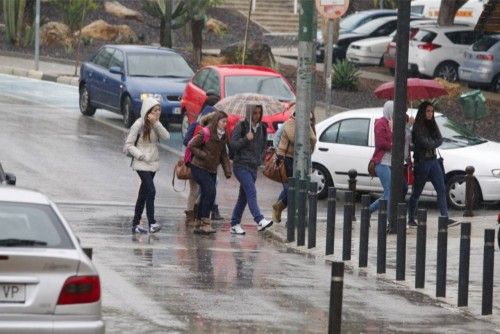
left=93, top=47, right=115, bottom=68
left=127, top=53, right=193, bottom=77
left=412, top=30, right=437, bottom=43
left=319, top=122, right=340, bottom=143
left=337, top=119, right=370, bottom=146
left=445, top=31, right=475, bottom=45
left=224, top=75, right=295, bottom=101
left=373, top=21, right=397, bottom=36
left=472, top=36, right=499, bottom=52
left=192, top=69, right=210, bottom=88
left=411, top=5, right=424, bottom=15
left=108, top=50, right=124, bottom=69
left=202, top=70, right=220, bottom=96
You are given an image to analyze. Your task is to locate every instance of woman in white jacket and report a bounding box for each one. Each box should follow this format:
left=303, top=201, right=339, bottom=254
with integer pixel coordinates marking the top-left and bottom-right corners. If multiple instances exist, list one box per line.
left=125, top=97, right=170, bottom=234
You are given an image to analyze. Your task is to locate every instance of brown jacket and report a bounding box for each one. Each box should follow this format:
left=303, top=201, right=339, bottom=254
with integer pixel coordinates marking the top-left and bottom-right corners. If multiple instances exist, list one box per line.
left=189, top=128, right=232, bottom=177
left=278, top=118, right=317, bottom=158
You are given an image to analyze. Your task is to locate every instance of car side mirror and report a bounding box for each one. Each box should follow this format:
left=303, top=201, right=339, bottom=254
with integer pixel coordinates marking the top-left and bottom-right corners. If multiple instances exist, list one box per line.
left=109, top=66, right=123, bottom=75
left=5, top=173, right=16, bottom=186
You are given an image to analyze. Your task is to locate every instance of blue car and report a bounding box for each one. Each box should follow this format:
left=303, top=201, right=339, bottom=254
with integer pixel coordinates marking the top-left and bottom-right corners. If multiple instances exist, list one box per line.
left=79, top=45, right=194, bottom=128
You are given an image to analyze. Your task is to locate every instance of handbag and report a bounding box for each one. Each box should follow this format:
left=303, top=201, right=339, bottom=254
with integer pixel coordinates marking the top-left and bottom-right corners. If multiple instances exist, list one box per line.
left=437, top=149, right=446, bottom=181
left=262, top=147, right=288, bottom=183
left=174, top=160, right=191, bottom=180
left=368, top=159, right=376, bottom=177
left=404, top=163, right=414, bottom=185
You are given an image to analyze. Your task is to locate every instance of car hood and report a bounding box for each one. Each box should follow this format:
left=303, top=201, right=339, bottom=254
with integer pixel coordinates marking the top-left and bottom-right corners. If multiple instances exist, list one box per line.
left=350, top=36, right=392, bottom=47
left=126, top=76, right=189, bottom=94
left=441, top=140, right=500, bottom=175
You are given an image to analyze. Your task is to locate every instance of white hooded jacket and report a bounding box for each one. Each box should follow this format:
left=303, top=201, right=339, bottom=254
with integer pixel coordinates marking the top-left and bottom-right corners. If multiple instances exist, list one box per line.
left=125, top=97, right=170, bottom=171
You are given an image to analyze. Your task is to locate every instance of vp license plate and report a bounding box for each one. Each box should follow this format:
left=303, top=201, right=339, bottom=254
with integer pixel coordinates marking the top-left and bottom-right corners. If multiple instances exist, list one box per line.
left=173, top=107, right=181, bottom=115
left=0, top=284, right=26, bottom=303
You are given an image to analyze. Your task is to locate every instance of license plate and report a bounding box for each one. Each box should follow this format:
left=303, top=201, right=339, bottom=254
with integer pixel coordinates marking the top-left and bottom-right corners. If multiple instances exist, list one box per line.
left=173, top=107, right=181, bottom=115
left=0, top=284, right=26, bottom=303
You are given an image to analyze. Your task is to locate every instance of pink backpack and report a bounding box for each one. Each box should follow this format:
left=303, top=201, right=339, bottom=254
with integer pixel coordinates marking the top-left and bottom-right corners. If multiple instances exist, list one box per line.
left=184, top=127, right=210, bottom=163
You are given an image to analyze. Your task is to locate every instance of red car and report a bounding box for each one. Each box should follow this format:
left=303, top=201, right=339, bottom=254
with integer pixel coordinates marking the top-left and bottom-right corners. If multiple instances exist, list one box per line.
left=180, top=65, right=296, bottom=140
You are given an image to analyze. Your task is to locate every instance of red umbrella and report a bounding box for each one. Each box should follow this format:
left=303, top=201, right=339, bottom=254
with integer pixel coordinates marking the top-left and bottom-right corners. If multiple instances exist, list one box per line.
left=374, top=78, right=448, bottom=101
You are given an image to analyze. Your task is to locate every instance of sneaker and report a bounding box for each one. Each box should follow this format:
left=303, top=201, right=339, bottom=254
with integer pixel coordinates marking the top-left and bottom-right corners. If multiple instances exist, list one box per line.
left=408, top=220, right=418, bottom=228
left=149, top=223, right=162, bottom=233
left=132, top=225, right=148, bottom=234
left=447, top=218, right=459, bottom=227
left=257, top=218, right=273, bottom=232
left=230, top=224, right=246, bottom=235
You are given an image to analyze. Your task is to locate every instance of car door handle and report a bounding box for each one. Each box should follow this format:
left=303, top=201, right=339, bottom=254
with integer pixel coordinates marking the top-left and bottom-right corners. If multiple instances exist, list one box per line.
left=318, top=147, right=329, bottom=152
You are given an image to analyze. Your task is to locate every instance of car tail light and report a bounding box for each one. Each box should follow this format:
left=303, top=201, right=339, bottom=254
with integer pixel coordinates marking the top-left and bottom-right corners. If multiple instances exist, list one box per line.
left=417, top=43, right=441, bottom=51
left=477, top=54, right=494, bottom=61
left=57, top=276, right=100, bottom=305
left=497, top=213, right=500, bottom=224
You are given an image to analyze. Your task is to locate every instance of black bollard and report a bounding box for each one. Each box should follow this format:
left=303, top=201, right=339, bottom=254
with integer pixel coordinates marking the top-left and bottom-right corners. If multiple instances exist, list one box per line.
left=396, top=203, right=407, bottom=281
left=287, top=177, right=296, bottom=243
left=458, top=222, right=471, bottom=307
left=297, top=179, right=308, bottom=246
left=482, top=229, right=495, bottom=315
left=326, top=187, right=336, bottom=256
left=308, top=182, right=318, bottom=249
left=348, top=169, right=357, bottom=221
left=361, top=194, right=371, bottom=209
left=415, top=209, right=427, bottom=289
left=342, top=191, right=353, bottom=261
left=359, top=207, right=370, bottom=268
left=328, top=261, right=344, bottom=334
left=377, top=199, right=387, bottom=274
left=463, top=166, right=475, bottom=217
left=436, top=216, right=448, bottom=298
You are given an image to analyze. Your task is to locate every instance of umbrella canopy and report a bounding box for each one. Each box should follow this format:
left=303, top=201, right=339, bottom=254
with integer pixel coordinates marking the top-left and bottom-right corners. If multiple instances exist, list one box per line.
left=374, top=78, right=448, bottom=101
left=214, top=93, right=285, bottom=116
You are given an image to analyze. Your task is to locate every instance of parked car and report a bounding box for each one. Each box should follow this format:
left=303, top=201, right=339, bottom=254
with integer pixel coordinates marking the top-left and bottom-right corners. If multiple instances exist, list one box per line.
left=408, top=25, right=476, bottom=82
left=0, top=163, right=15, bottom=185
left=311, top=108, right=500, bottom=209
left=79, top=45, right=194, bottom=128
left=459, top=34, right=500, bottom=92
left=0, top=187, right=104, bottom=333
left=346, top=31, right=396, bottom=66
left=181, top=65, right=296, bottom=140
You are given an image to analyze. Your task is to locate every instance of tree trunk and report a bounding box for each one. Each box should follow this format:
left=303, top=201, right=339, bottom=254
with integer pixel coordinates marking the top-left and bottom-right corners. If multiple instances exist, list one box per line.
left=160, top=19, right=166, bottom=46
left=165, top=0, right=172, bottom=48
left=191, top=18, right=204, bottom=68
left=438, top=0, right=468, bottom=26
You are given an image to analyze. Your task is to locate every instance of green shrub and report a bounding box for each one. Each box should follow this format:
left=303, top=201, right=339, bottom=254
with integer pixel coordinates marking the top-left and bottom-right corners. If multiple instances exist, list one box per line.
left=331, top=60, right=360, bottom=91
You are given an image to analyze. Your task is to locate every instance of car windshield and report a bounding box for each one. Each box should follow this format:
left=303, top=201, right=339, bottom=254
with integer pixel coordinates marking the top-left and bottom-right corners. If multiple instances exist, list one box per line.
left=472, top=36, right=500, bottom=52
left=353, top=18, right=393, bottom=35
left=224, top=76, right=295, bottom=101
left=127, top=53, right=194, bottom=77
left=340, top=12, right=370, bottom=31
left=0, top=203, right=74, bottom=249
left=436, top=115, right=487, bottom=148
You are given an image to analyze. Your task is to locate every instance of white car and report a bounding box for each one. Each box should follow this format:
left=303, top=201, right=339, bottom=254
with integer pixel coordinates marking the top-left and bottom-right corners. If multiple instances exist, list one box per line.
left=346, top=32, right=395, bottom=66
left=311, top=108, right=500, bottom=209
left=408, top=25, right=475, bottom=82
left=0, top=187, right=104, bottom=334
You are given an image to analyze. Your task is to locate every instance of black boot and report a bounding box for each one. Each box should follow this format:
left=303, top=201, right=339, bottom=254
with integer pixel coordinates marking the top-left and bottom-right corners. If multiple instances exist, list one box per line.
left=211, top=204, right=223, bottom=221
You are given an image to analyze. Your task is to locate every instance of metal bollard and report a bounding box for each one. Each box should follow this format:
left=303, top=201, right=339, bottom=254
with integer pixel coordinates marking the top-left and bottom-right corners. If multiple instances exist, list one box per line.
left=348, top=169, right=357, bottom=221
left=308, top=182, right=318, bottom=249
left=463, top=166, right=475, bottom=217
left=361, top=194, right=371, bottom=210
left=377, top=199, right=387, bottom=274
left=342, top=191, right=353, bottom=261
left=482, top=229, right=495, bottom=315
left=359, top=207, right=370, bottom=268
left=287, top=177, right=296, bottom=243
left=458, top=222, right=471, bottom=307
left=396, top=203, right=407, bottom=281
left=297, top=179, right=308, bottom=247
left=328, top=261, right=344, bottom=334
left=415, top=209, right=427, bottom=289
left=436, top=216, right=448, bottom=298
left=326, top=187, right=336, bottom=256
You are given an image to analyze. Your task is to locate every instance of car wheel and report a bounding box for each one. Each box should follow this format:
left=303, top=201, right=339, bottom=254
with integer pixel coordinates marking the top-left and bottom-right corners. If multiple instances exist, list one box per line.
left=79, top=84, right=96, bottom=116
left=181, top=112, right=189, bottom=139
left=311, top=163, right=333, bottom=199
left=122, top=95, right=135, bottom=128
left=491, top=74, right=500, bottom=93
left=434, top=62, right=459, bottom=82
left=446, top=174, right=481, bottom=210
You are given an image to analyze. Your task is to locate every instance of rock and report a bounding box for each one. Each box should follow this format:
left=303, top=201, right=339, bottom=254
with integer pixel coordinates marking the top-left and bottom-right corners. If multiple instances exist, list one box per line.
left=104, top=1, right=143, bottom=22
left=206, top=18, right=228, bottom=36
left=220, top=42, right=276, bottom=68
left=40, top=22, right=73, bottom=48
left=114, top=24, right=138, bottom=43
left=79, top=20, right=137, bottom=43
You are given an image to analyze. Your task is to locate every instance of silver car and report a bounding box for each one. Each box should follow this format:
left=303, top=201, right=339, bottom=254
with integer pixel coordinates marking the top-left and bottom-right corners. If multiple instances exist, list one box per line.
left=459, top=34, right=500, bottom=92
left=0, top=187, right=104, bottom=334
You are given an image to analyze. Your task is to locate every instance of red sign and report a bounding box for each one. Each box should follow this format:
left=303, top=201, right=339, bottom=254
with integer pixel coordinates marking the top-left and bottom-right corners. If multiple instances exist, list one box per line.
left=316, top=0, right=349, bottom=19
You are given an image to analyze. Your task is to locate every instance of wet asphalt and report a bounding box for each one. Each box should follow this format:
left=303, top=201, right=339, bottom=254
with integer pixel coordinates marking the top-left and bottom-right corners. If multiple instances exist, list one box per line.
left=0, top=74, right=498, bottom=333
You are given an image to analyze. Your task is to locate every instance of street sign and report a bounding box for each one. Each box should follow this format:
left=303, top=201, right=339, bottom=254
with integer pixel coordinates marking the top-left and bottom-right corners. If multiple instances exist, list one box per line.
left=315, top=0, right=349, bottom=19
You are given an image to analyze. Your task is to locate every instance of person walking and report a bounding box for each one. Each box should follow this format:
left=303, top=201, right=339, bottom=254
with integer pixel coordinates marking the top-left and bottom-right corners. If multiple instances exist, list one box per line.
left=408, top=101, right=454, bottom=226
left=189, top=111, right=232, bottom=234
left=228, top=104, right=273, bottom=235
left=125, top=97, right=170, bottom=234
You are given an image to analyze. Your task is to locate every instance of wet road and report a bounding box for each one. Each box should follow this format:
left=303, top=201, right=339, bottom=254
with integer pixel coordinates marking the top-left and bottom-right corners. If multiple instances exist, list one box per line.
left=1, top=74, right=498, bottom=333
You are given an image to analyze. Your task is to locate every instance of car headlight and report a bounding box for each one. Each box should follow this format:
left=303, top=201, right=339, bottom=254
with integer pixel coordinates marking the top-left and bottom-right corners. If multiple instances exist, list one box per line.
left=492, top=169, right=500, bottom=178
left=140, top=93, right=162, bottom=101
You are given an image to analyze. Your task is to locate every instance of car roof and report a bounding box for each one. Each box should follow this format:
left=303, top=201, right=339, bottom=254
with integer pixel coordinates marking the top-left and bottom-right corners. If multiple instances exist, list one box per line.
left=104, top=44, right=180, bottom=55
left=207, top=65, right=282, bottom=77
left=0, top=186, right=50, bottom=205
left=419, top=25, right=474, bottom=33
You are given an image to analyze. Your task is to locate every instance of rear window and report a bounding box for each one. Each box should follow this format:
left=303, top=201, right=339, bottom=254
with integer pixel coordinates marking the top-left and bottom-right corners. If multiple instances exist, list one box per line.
left=412, top=30, right=437, bottom=43
left=0, top=203, right=74, bottom=249
left=445, top=31, right=475, bottom=45
left=472, top=36, right=500, bottom=52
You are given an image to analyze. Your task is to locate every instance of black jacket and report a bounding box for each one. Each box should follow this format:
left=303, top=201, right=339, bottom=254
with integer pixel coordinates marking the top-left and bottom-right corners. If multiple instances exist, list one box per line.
left=412, top=123, right=443, bottom=163
left=229, top=121, right=267, bottom=171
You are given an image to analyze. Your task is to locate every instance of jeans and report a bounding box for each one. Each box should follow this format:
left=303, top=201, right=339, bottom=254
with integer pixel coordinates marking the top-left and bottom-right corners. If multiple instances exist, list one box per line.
left=408, top=159, right=448, bottom=222
left=277, top=156, right=294, bottom=206
left=369, top=164, right=409, bottom=221
left=231, top=165, right=263, bottom=226
left=133, top=171, right=156, bottom=226
left=191, top=164, right=217, bottom=219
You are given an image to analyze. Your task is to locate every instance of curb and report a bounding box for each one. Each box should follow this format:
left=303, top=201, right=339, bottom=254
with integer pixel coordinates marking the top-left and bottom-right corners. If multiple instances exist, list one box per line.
left=0, top=65, right=79, bottom=87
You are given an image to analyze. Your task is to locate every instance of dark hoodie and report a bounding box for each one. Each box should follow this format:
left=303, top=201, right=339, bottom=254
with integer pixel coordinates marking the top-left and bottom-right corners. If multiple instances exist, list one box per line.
left=229, top=116, right=267, bottom=171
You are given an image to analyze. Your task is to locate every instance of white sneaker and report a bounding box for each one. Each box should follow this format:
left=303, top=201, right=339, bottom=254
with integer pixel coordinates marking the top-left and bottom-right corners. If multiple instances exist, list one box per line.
left=257, top=218, right=273, bottom=232
left=149, top=223, right=161, bottom=233
left=230, top=224, right=246, bottom=235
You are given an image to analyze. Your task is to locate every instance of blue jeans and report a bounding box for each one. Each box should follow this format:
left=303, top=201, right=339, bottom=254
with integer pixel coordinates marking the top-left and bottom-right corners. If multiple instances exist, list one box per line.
left=408, top=159, right=448, bottom=222
left=133, top=171, right=156, bottom=226
left=230, top=166, right=264, bottom=226
left=191, top=165, right=217, bottom=219
left=277, top=156, right=294, bottom=206
left=369, top=164, right=409, bottom=221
